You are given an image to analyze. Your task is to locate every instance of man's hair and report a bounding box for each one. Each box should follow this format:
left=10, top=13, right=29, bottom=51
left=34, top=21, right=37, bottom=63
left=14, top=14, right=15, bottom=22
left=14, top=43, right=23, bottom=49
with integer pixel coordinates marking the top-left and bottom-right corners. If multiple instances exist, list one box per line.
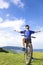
left=25, top=25, right=29, bottom=29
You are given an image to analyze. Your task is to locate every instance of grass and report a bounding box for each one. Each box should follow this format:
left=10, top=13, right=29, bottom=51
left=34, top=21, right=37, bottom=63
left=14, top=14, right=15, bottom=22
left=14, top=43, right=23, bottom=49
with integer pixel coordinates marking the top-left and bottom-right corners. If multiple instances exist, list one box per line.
left=0, top=52, right=43, bottom=65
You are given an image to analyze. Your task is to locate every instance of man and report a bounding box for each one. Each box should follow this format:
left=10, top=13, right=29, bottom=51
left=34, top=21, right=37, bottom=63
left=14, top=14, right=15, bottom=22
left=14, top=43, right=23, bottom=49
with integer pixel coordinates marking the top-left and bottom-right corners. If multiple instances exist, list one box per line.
left=14, top=25, right=40, bottom=59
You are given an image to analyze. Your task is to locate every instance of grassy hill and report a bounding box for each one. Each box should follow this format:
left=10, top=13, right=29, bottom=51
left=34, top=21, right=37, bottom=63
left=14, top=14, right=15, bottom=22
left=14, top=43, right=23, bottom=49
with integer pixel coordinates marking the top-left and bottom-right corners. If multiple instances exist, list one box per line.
left=0, top=48, right=9, bottom=53
left=0, top=52, right=43, bottom=65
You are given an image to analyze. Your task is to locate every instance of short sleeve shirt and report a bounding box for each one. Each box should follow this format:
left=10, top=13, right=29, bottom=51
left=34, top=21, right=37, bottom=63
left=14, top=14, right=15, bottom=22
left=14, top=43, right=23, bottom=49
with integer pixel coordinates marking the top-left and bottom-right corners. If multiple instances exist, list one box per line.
left=20, top=30, right=35, bottom=39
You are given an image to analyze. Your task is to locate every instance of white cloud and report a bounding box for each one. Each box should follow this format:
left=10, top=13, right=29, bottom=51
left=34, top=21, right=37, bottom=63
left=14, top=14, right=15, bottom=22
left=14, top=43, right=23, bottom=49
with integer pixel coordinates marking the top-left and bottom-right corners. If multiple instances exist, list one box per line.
left=0, top=18, right=25, bottom=47
left=0, top=0, right=9, bottom=9
left=0, top=17, right=3, bottom=22
left=0, top=31, right=22, bottom=47
left=0, top=19, right=25, bottom=30
left=0, top=0, right=24, bottom=9
left=32, top=28, right=43, bottom=49
left=11, top=0, right=24, bottom=8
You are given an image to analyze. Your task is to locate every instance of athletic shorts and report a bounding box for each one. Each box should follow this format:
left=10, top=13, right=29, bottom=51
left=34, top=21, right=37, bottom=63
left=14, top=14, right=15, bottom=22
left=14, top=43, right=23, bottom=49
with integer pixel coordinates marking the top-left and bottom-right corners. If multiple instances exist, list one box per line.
left=22, top=38, right=31, bottom=44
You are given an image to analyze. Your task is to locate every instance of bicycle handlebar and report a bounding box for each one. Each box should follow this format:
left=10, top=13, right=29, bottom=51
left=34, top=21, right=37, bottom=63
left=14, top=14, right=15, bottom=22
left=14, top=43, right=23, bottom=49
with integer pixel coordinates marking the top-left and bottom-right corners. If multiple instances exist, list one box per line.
left=31, top=36, right=36, bottom=38
left=21, top=35, right=36, bottom=38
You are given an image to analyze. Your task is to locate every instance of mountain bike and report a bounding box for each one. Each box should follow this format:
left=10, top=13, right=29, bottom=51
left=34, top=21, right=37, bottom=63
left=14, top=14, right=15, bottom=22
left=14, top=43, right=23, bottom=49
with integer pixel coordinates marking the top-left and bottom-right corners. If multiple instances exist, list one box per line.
left=24, top=36, right=36, bottom=65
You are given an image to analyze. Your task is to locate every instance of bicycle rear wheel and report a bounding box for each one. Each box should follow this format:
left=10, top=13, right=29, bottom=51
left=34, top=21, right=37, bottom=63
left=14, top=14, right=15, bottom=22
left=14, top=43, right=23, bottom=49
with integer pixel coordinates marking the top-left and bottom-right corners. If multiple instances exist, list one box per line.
left=24, top=44, right=32, bottom=65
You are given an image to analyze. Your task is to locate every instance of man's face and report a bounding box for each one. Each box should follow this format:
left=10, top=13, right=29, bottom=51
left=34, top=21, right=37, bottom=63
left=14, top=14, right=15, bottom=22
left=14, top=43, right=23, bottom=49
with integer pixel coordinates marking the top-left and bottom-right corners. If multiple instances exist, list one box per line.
left=25, top=26, right=29, bottom=30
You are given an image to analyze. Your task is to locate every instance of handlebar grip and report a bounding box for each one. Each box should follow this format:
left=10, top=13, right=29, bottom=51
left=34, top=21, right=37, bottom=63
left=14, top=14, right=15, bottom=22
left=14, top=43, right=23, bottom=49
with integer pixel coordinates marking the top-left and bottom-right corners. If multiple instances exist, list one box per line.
left=31, top=36, right=36, bottom=38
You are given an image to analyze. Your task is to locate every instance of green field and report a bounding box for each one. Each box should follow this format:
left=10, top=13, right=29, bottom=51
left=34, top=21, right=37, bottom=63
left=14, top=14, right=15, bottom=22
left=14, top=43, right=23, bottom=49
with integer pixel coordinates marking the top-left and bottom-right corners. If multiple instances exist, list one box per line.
left=0, top=52, right=43, bottom=65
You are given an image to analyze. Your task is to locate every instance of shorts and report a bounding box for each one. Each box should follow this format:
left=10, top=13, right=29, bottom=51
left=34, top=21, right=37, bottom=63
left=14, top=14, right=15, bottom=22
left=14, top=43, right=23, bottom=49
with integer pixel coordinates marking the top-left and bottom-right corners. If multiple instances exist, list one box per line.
left=22, top=38, right=31, bottom=44
left=25, top=38, right=31, bottom=43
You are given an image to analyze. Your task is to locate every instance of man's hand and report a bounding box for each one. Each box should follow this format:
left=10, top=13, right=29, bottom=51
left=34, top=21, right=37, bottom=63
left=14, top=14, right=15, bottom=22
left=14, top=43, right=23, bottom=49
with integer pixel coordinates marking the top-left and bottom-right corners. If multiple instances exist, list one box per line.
left=14, top=30, right=20, bottom=33
left=35, top=30, right=41, bottom=33
left=38, top=31, right=41, bottom=32
left=14, top=30, right=16, bottom=31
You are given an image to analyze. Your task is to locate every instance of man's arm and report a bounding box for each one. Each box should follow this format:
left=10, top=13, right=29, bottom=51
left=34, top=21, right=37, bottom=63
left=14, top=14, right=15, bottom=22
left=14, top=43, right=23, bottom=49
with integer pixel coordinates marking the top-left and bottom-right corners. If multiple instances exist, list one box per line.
left=14, top=30, right=25, bottom=33
left=35, top=30, right=41, bottom=33
left=14, top=30, right=20, bottom=33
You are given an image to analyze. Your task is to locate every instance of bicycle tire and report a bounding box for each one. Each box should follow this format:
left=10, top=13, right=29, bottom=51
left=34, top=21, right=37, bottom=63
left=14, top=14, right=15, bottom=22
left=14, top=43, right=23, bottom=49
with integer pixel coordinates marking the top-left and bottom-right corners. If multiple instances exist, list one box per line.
left=24, top=43, right=32, bottom=65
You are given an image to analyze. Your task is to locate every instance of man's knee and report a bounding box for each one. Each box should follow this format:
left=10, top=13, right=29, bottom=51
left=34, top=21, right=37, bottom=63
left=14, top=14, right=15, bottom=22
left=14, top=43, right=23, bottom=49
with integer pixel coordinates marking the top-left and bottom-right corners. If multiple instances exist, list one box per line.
left=22, top=38, right=25, bottom=44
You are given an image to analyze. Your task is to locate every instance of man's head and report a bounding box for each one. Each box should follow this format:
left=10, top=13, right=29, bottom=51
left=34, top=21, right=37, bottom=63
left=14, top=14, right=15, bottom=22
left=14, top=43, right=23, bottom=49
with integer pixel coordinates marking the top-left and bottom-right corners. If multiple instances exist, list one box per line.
left=25, top=25, right=30, bottom=30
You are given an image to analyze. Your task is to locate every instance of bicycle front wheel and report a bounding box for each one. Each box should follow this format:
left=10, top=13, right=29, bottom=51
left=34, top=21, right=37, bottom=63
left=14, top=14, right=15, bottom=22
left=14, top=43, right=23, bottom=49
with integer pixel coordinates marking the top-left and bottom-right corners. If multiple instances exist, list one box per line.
left=24, top=46, right=32, bottom=65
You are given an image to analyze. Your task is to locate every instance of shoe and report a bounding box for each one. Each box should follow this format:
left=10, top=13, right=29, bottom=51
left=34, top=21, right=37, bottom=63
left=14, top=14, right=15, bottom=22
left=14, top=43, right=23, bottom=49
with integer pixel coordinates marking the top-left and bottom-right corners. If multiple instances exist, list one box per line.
left=31, top=57, right=35, bottom=61
left=22, top=48, right=25, bottom=51
left=31, top=57, right=34, bottom=59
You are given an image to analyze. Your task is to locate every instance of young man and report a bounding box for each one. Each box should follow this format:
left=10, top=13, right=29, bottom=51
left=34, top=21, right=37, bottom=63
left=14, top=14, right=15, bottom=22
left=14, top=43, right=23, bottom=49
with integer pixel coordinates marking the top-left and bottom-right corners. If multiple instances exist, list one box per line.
left=14, top=25, right=40, bottom=49
left=14, top=25, right=40, bottom=59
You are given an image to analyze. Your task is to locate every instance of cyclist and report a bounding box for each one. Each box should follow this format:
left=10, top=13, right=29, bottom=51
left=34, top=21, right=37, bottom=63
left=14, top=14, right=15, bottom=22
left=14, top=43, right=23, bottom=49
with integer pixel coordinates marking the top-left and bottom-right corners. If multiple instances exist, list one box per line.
left=14, top=25, right=40, bottom=59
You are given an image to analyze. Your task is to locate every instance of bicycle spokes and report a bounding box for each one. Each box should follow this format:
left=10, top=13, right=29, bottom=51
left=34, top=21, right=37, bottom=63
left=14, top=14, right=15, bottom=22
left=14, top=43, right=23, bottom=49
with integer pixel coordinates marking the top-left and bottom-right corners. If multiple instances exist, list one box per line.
left=24, top=46, right=32, bottom=65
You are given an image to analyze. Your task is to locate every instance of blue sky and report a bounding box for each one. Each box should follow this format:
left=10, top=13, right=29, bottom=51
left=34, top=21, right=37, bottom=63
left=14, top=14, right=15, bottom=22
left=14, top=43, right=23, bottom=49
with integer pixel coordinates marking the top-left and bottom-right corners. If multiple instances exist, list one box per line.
left=0, top=0, right=43, bottom=49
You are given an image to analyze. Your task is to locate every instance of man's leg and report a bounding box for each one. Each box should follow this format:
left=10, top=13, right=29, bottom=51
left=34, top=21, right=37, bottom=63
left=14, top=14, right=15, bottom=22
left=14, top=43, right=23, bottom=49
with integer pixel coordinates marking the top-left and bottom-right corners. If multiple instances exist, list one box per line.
left=28, top=43, right=33, bottom=58
left=22, top=38, right=25, bottom=51
left=31, top=44, right=33, bottom=59
left=22, top=38, right=25, bottom=47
